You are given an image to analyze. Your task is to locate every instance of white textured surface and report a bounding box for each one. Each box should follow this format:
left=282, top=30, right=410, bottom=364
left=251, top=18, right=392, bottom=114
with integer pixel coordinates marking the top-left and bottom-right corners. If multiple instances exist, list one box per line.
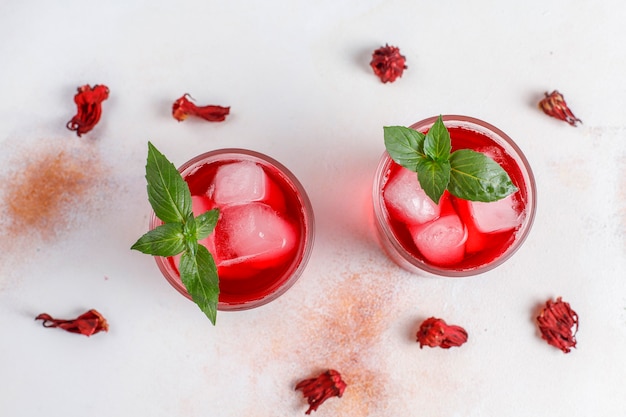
left=1, top=1, right=625, bottom=416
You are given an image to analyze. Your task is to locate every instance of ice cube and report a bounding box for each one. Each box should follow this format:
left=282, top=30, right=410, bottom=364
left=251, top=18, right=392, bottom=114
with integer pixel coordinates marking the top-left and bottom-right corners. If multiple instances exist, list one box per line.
left=214, top=202, right=296, bottom=270
left=475, top=145, right=505, bottom=165
left=410, top=214, right=468, bottom=266
left=191, top=195, right=214, bottom=217
left=469, top=194, right=522, bottom=233
left=209, top=161, right=274, bottom=206
left=384, top=168, right=440, bottom=225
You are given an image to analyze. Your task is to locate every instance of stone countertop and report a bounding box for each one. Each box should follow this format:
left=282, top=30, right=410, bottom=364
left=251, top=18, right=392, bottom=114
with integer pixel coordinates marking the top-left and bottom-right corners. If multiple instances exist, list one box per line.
left=1, top=1, right=625, bottom=416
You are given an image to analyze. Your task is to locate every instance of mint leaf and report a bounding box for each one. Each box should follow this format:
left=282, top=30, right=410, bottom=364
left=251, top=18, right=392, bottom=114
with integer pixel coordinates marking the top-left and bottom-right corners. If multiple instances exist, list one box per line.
left=146, top=142, right=192, bottom=224
left=196, top=209, right=219, bottom=240
left=423, top=116, right=451, bottom=162
left=180, top=245, right=219, bottom=324
left=449, top=149, right=518, bottom=202
left=133, top=142, right=221, bottom=325
left=383, top=115, right=518, bottom=204
left=131, top=222, right=185, bottom=256
left=415, top=158, right=451, bottom=204
left=384, top=126, right=426, bottom=171
left=182, top=213, right=198, bottom=250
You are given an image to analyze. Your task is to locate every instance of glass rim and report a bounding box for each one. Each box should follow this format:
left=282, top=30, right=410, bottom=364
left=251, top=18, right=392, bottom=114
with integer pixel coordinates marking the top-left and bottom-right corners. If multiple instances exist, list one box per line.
left=150, top=148, right=315, bottom=310
left=373, top=115, right=537, bottom=277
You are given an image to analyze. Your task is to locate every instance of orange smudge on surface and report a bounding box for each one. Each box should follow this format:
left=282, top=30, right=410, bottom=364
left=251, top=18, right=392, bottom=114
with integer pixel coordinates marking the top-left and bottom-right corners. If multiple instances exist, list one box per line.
left=293, top=266, right=399, bottom=416
left=3, top=141, right=104, bottom=238
left=0, top=139, right=108, bottom=285
left=7, top=152, right=84, bottom=232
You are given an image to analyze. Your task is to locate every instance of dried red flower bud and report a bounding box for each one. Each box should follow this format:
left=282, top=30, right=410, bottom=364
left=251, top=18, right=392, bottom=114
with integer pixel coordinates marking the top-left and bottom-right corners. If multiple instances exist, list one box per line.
left=66, top=84, right=109, bottom=137
left=538, top=90, right=582, bottom=126
left=536, top=297, right=578, bottom=353
left=370, top=44, right=407, bottom=83
left=295, top=369, right=347, bottom=415
left=172, top=94, right=230, bottom=122
left=416, top=317, right=468, bottom=349
left=35, top=309, right=109, bottom=336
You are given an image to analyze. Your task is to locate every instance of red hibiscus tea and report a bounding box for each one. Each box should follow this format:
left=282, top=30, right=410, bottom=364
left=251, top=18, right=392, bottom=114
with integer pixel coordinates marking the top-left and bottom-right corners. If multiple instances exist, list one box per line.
left=373, top=116, right=536, bottom=276
left=152, top=149, right=314, bottom=310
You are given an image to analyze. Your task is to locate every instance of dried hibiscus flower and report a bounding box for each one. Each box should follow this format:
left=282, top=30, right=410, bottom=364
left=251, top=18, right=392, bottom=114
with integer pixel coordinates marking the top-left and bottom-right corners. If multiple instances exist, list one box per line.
left=538, top=90, right=582, bottom=126
left=295, top=369, right=347, bottom=414
left=416, top=317, right=468, bottom=349
left=536, top=297, right=578, bottom=353
left=370, top=44, right=407, bottom=83
left=66, top=84, right=109, bottom=137
left=172, top=94, right=230, bottom=122
left=35, top=309, right=109, bottom=336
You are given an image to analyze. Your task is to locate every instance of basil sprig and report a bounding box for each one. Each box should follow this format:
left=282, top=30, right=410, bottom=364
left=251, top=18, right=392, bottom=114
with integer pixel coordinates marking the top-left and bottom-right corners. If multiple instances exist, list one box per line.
left=384, top=116, right=518, bottom=204
left=132, top=142, right=220, bottom=324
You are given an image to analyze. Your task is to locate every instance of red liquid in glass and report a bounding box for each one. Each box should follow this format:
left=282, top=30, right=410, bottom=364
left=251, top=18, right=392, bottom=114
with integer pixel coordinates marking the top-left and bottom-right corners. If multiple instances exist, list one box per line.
left=382, top=126, right=529, bottom=270
left=164, top=158, right=307, bottom=306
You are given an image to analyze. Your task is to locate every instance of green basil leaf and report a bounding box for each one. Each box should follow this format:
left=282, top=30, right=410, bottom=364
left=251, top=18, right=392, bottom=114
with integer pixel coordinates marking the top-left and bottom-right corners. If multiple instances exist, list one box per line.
left=384, top=126, right=426, bottom=171
left=423, top=116, right=451, bottom=162
left=415, top=157, right=451, bottom=204
left=195, top=209, right=220, bottom=240
left=449, top=149, right=518, bottom=202
left=146, top=142, right=192, bottom=224
left=130, top=222, right=186, bottom=256
left=180, top=245, right=219, bottom=325
left=182, top=213, right=198, bottom=251
left=135, top=142, right=222, bottom=325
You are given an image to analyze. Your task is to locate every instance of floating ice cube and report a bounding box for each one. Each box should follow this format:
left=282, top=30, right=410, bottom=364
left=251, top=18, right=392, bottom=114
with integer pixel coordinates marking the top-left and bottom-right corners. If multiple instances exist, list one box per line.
left=469, top=194, right=522, bottom=233
left=214, top=202, right=296, bottom=269
left=191, top=195, right=214, bottom=217
left=384, top=168, right=440, bottom=225
left=410, top=214, right=468, bottom=266
left=209, top=161, right=286, bottom=211
left=210, top=161, right=270, bottom=205
left=475, top=145, right=506, bottom=165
